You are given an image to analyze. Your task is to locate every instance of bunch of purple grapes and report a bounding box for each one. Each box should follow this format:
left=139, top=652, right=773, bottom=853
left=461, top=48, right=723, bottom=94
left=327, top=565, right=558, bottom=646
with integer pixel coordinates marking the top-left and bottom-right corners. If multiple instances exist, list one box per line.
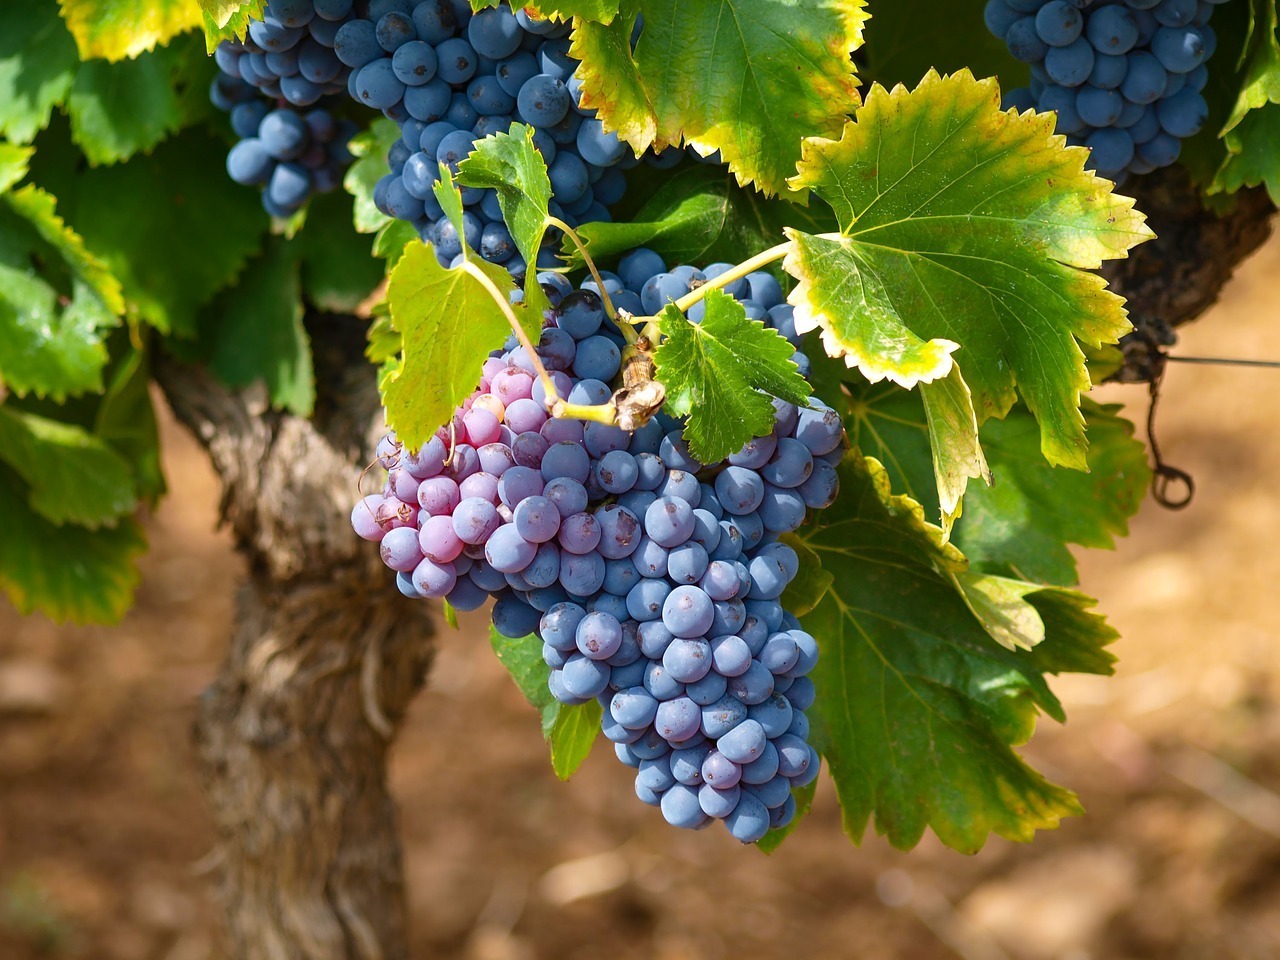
left=987, top=0, right=1228, bottom=183
left=333, top=0, right=685, bottom=270
left=352, top=249, right=843, bottom=842
left=210, top=0, right=362, bottom=216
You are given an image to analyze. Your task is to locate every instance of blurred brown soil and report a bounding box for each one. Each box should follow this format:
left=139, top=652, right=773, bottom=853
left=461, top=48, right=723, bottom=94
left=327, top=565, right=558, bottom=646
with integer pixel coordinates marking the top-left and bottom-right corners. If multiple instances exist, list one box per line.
left=2, top=237, right=1280, bottom=960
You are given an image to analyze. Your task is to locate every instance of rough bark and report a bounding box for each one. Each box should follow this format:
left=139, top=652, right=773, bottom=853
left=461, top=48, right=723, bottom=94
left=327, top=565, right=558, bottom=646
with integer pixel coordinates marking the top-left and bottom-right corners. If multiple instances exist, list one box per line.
left=157, top=314, right=434, bottom=960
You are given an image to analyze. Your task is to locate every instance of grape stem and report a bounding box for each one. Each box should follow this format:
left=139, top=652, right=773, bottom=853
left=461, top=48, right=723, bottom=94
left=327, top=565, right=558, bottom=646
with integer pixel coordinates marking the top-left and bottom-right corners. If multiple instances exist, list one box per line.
left=548, top=215, right=618, bottom=320
left=671, top=240, right=792, bottom=314
left=460, top=258, right=562, bottom=407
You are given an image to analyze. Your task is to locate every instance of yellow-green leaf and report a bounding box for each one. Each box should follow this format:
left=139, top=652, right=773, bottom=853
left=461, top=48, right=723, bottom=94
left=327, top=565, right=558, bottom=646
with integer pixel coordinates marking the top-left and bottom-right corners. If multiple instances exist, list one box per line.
left=58, top=0, right=202, bottom=61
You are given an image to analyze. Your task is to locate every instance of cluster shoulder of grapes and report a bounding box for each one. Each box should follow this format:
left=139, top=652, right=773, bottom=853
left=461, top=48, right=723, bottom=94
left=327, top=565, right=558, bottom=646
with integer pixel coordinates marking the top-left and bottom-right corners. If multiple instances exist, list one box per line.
left=352, top=250, right=842, bottom=842
left=987, top=0, right=1227, bottom=182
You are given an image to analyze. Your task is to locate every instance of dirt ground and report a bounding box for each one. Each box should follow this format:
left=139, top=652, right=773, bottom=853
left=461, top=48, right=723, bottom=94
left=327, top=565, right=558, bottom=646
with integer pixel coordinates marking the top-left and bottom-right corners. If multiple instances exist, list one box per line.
left=3, top=234, right=1280, bottom=960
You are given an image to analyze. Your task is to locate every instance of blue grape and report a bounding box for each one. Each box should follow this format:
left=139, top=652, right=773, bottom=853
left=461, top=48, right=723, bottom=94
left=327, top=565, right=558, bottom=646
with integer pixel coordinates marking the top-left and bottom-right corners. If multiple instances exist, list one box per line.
left=1035, top=1, right=1083, bottom=46
left=1045, top=36, right=1094, bottom=86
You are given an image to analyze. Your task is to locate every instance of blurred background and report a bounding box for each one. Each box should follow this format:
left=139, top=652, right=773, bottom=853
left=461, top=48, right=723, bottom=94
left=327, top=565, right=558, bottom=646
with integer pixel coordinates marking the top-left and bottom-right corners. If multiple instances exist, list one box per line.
left=1, top=233, right=1278, bottom=960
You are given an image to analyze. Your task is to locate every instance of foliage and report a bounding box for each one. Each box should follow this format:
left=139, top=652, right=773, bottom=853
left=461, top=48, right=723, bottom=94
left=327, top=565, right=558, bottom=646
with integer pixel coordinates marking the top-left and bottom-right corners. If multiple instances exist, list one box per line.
left=0, top=0, right=1272, bottom=857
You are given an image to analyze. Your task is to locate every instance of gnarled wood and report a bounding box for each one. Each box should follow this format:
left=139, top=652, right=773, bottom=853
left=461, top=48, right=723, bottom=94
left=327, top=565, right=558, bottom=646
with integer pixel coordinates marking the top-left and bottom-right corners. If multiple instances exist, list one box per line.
left=157, top=315, right=434, bottom=960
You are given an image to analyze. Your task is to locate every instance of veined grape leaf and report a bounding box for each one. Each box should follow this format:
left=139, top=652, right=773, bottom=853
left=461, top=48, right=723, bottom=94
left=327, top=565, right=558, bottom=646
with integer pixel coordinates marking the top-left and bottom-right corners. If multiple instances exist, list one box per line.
left=0, top=144, right=33, bottom=194
left=383, top=240, right=519, bottom=450
left=60, top=129, right=265, bottom=335
left=344, top=118, right=401, bottom=235
left=953, top=401, right=1151, bottom=585
left=0, top=465, right=146, bottom=624
left=198, top=0, right=265, bottom=51
left=564, top=164, right=837, bottom=273
left=0, top=185, right=124, bottom=400
left=456, top=124, right=554, bottom=318
left=848, top=380, right=1151, bottom=587
left=0, top=405, right=137, bottom=528
left=919, top=367, right=991, bottom=536
left=488, top=625, right=600, bottom=780
left=787, top=70, right=1153, bottom=471
left=800, top=453, right=1117, bottom=852
left=1210, top=1, right=1280, bottom=202
left=652, top=289, right=812, bottom=464
left=57, top=0, right=201, bottom=62
left=200, top=238, right=314, bottom=417
left=573, top=0, right=869, bottom=196
left=67, top=45, right=183, bottom=166
left=0, top=3, right=79, bottom=145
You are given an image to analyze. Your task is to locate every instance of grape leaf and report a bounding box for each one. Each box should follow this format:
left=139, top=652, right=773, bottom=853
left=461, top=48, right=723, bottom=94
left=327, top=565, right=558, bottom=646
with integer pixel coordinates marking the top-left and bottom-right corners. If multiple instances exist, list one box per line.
left=58, top=129, right=265, bottom=335
left=564, top=164, right=837, bottom=273
left=801, top=453, right=1117, bottom=852
left=920, top=368, right=991, bottom=536
left=848, top=382, right=1151, bottom=587
left=0, top=465, right=146, bottom=624
left=0, top=144, right=33, bottom=194
left=652, top=289, right=811, bottom=464
left=93, top=343, right=166, bottom=504
left=57, top=0, right=201, bottom=62
left=456, top=124, right=554, bottom=317
left=573, top=0, right=869, bottom=196
left=787, top=70, right=1153, bottom=471
left=0, top=405, right=136, bottom=528
left=0, top=3, right=79, bottom=145
left=488, top=626, right=601, bottom=780
left=953, top=401, right=1151, bottom=585
left=0, top=184, right=124, bottom=400
left=344, top=118, right=401, bottom=235
left=200, top=238, right=314, bottom=417
left=383, top=240, right=519, bottom=450
left=67, top=45, right=183, bottom=166
left=1209, top=0, right=1280, bottom=201
left=290, top=190, right=385, bottom=314
left=197, top=0, right=265, bottom=51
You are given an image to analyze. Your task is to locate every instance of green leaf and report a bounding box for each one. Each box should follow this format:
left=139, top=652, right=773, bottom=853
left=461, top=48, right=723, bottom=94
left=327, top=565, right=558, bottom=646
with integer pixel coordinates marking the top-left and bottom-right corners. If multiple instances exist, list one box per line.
left=0, top=184, right=124, bottom=400
left=197, top=0, right=265, bottom=51
left=383, top=240, right=520, bottom=450
left=778, top=534, right=833, bottom=619
left=93, top=343, right=165, bottom=504
left=653, top=289, right=812, bottom=464
left=344, top=118, right=401, bottom=235
left=953, top=401, right=1151, bottom=585
left=0, top=404, right=136, bottom=527
left=200, top=238, right=314, bottom=417
left=67, top=46, right=183, bottom=166
left=0, top=143, right=33, bottom=194
left=0, top=3, right=79, bottom=145
left=802, top=453, right=1116, bottom=852
left=473, top=0, right=621, bottom=21
left=787, top=70, right=1153, bottom=470
left=488, top=625, right=599, bottom=780
left=290, top=190, right=384, bottom=313
left=756, top=779, right=817, bottom=854
left=572, top=0, right=869, bottom=196
left=1209, top=1, right=1280, bottom=201
left=565, top=164, right=837, bottom=273
left=0, top=464, right=146, bottom=624
left=59, top=129, right=265, bottom=335
left=456, top=123, right=554, bottom=318
left=57, top=0, right=201, bottom=61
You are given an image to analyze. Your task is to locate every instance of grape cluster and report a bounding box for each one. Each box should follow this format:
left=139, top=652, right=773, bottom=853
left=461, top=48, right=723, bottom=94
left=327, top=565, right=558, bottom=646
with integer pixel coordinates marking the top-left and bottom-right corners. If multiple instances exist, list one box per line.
left=987, top=0, right=1228, bottom=183
left=352, top=250, right=842, bottom=842
left=339, top=0, right=677, bottom=270
left=210, top=0, right=362, bottom=216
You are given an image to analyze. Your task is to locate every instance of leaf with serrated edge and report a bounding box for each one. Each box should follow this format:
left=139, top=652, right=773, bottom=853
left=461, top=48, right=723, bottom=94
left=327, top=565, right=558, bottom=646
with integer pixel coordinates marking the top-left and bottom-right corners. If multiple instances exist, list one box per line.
left=198, top=0, right=266, bottom=50
left=0, top=144, right=32, bottom=194
left=564, top=164, right=837, bottom=272
left=67, top=47, right=183, bottom=166
left=0, top=406, right=137, bottom=528
left=575, top=0, right=868, bottom=196
left=471, top=0, right=621, bottom=23
left=344, top=118, right=401, bottom=235
left=61, top=129, right=264, bottom=335
left=384, top=241, right=519, bottom=451
left=58, top=0, right=201, bottom=62
left=801, top=453, right=1117, bottom=852
left=653, top=290, right=811, bottom=464
left=0, top=4, right=79, bottom=145
left=788, top=70, right=1152, bottom=469
left=488, top=626, right=599, bottom=780
left=456, top=124, right=554, bottom=318
left=0, top=465, right=146, bottom=625
left=920, top=366, right=991, bottom=536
